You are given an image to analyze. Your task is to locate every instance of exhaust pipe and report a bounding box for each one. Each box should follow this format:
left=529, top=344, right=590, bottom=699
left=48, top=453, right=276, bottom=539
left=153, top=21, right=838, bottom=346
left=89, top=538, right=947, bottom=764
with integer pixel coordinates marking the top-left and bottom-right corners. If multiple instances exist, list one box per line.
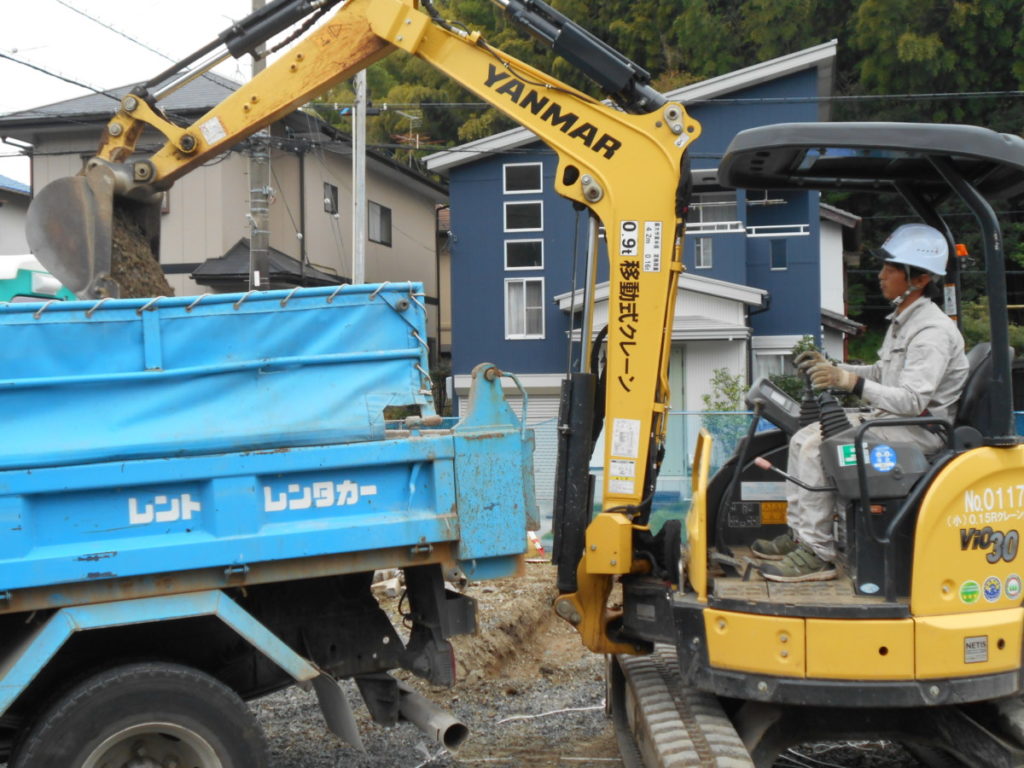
left=397, top=681, right=469, bottom=751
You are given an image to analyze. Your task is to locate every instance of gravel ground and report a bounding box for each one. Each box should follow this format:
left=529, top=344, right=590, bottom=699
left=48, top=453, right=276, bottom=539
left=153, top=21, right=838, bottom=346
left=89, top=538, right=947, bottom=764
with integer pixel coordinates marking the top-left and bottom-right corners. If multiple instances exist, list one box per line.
left=0, top=563, right=923, bottom=768
left=254, top=562, right=618, bottom=768
left=253, top=563, right=921, bottom=768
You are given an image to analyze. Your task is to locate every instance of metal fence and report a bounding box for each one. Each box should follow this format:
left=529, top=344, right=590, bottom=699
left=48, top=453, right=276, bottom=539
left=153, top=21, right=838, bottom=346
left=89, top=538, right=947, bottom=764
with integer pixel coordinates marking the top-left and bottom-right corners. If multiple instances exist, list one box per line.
left=533, top=411, right=1024, bottom=539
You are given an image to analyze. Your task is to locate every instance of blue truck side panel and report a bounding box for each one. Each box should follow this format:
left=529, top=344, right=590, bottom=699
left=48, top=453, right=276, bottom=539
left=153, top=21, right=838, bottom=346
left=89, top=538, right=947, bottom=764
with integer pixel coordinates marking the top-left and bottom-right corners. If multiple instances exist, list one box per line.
left=0, top=591, right=321, bottom=716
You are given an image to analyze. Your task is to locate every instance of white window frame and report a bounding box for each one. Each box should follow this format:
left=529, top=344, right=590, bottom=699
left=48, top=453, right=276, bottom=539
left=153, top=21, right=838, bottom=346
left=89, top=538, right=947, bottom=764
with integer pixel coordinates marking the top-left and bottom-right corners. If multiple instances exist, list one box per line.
left=324, top=182, right=339, bottom=214
left=695, top=237, right=713, bottom=269
left=770, top=239, right=788, bottom=271
left=504, top=239, right=544, bottom=271
left=368, top=200, right=392, bottom=246
left=503, top=200, right=543, bottom=233
left=504, top=277, right=545, bottom=339
left=503, top=162, right=543, bottom=194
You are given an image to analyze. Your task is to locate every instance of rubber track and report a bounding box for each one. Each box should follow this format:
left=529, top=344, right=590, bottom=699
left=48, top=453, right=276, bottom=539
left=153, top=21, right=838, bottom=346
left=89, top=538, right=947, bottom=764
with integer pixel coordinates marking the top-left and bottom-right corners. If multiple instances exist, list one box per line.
left=617, top=645, right=753, bottom=768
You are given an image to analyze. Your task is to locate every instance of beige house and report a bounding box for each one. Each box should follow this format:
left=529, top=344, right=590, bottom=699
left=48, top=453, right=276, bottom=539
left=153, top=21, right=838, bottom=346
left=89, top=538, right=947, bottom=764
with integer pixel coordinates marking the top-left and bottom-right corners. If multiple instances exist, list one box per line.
left=0, top=74, right=448, bottom=351
left=0, top=175, right=29, bottom=255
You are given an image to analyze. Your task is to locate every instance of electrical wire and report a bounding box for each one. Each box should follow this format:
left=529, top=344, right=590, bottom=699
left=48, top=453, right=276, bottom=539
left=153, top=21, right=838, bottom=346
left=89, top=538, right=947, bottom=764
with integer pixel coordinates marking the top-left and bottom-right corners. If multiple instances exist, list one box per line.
left=50, top=0, right=177, bottom=63
left=0, top=51, right=121, bottom=105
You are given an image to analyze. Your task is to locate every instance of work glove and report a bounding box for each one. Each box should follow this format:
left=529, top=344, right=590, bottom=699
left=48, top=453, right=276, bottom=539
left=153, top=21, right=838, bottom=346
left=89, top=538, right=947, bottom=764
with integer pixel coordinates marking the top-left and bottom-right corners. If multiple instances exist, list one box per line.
left=808, top=361, right=858, bottom=392
left=794, top=349, right=827, bottom=372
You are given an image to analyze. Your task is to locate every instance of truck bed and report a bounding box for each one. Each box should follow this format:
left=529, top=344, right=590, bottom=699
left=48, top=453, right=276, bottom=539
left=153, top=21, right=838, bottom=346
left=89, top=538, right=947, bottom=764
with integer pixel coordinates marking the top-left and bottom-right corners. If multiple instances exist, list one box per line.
left=0, top=284, right=536, bottom=608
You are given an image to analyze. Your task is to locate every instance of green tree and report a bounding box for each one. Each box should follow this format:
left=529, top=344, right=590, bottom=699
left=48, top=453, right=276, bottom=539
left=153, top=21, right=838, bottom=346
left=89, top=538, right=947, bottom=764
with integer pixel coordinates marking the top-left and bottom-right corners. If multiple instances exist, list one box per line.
left=767, top=335, right=817, bottom=399
left=851, top=0, right=1024, bottom=126
left=961, top=297, right=1024, bottom=356
left=701, top=367, right=749, bottom=464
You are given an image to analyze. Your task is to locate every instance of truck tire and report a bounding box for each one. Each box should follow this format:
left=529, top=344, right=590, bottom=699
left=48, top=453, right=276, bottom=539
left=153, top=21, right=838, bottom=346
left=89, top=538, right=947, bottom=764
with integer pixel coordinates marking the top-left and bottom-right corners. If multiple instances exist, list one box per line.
left=10, top=661, right=269, bottom=768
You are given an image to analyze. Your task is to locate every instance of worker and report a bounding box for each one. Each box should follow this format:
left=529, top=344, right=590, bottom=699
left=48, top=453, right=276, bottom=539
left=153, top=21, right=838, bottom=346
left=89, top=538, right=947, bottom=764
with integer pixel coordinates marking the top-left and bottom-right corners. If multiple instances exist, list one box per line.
left=752, top=223, right=969, bottom=582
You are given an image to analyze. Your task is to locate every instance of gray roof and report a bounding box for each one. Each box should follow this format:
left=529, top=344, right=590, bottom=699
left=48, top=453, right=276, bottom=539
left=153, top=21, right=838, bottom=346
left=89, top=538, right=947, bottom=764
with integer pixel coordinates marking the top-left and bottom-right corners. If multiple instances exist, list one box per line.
left=0, top=73, right=241, bottom=123
left=0, top=174, right=29, bottom=196
left=0, top=72, right=446, bottom=198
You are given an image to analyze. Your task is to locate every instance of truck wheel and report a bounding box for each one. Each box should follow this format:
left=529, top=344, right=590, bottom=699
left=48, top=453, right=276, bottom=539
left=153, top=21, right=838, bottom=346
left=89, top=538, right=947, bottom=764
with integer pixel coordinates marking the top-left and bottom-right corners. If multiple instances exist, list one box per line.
left=11, top=661, right=268, bottom=768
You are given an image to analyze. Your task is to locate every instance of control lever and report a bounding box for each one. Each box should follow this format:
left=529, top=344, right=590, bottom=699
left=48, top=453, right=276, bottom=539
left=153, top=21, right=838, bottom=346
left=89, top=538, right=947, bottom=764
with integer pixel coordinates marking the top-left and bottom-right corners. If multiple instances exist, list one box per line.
left=753, top=457, right=835, bottom=493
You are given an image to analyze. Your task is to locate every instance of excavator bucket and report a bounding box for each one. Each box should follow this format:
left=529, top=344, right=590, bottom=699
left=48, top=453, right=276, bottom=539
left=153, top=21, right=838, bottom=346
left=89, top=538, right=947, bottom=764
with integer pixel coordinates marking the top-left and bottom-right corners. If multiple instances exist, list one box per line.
left=27, top=164, right=170, bottom=299
left=27, top=167, right=118, bottom=300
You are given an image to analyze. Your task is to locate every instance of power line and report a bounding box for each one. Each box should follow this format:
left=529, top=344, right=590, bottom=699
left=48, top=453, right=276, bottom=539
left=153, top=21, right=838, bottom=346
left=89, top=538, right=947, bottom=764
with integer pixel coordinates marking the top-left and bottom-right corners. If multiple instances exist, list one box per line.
left=314, top=88, right=1024, bottom=112
left=50, top=0, right=176, bottom=63
left=0, top=51, right=120, bottom=105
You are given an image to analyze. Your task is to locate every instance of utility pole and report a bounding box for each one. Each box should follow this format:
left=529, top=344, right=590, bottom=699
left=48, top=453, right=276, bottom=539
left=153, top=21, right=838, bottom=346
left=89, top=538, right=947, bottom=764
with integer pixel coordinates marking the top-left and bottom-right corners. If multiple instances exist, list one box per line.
left=352, top=71, right=367, bottom=284
left=248, top=0, right=272, bottom=290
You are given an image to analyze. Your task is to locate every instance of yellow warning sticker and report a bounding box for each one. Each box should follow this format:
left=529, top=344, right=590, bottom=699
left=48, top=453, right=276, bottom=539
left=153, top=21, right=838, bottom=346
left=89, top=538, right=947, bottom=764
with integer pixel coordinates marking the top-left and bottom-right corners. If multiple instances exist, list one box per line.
left=760, top=502, right=787, bottom=525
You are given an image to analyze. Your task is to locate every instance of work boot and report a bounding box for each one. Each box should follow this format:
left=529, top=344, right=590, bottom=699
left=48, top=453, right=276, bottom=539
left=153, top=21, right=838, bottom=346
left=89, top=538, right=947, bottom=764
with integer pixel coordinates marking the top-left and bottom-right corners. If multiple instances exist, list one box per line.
left=760, top=543, right=837, bottom=582
left=751, top=531, right=797, bottom=560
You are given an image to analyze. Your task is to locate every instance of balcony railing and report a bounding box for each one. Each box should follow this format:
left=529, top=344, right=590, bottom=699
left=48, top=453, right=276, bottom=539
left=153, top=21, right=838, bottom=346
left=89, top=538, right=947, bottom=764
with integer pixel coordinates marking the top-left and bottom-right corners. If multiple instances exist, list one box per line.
left=686, top=220, right=745, bottom=235
left=746, top=223, right=810, bottom=237
left=686, top=222, right=810, bottom=237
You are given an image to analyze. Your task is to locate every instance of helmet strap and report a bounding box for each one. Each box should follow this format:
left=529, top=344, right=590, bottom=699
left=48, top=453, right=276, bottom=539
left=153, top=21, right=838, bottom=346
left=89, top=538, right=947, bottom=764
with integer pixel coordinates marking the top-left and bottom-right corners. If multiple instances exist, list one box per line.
left=890, top=266, right=924, bottom=309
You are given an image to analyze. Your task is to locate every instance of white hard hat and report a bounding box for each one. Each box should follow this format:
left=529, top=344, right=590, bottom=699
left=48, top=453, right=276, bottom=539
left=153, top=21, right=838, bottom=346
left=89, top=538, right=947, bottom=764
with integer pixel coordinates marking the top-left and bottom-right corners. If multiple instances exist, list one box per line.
left=879, top=223, right=947, bottom=277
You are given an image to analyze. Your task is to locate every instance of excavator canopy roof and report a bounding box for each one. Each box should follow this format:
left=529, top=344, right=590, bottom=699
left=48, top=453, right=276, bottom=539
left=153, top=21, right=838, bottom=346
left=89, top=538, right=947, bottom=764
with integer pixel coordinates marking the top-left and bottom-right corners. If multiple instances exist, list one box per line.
left=718, top=122, right=1024, bottom=200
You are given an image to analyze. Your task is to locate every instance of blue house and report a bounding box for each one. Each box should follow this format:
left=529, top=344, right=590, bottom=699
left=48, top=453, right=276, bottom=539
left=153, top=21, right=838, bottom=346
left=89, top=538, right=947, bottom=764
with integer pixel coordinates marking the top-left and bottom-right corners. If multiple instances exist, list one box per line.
left=426, top=41, right=857, bottom=513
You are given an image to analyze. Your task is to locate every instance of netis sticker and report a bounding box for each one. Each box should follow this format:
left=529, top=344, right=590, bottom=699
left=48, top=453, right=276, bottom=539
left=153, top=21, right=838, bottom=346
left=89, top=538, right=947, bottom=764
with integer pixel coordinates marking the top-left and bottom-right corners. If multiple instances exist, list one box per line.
left=964, top=635, right=988, bottom=663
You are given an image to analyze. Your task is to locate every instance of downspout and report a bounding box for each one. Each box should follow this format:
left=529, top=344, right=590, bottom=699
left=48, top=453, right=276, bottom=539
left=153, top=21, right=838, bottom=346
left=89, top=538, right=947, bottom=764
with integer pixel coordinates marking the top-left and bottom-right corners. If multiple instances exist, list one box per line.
left=299, top=149, right=307, bottom=275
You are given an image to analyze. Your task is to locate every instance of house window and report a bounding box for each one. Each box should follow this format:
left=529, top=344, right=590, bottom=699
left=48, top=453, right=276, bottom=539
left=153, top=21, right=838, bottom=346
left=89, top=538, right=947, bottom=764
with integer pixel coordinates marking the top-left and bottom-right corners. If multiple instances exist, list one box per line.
left=505, top=278, right=544, bottom=339
left=695, top=237, right=712, bottom=269
left=770, top=239, right=788, bottom=270
left=324, top=183, right=338, bottom=214
left=505, top=240, right=543, bottom=270
left=369, top=201, right=392, bottom=246
left=687, top=191, right=741, bottom=233
left=503, top=163, right=542, bottom=194
left=504, top=201, right=543, bottom=232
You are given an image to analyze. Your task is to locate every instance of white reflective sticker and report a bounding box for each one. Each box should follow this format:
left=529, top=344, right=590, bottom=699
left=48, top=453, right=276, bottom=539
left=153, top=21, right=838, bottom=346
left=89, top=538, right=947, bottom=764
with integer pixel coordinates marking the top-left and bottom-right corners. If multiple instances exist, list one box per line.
left=741, top=481, right=787, bottom=501
left=609, top=477, right=635, bottom=495
left=643, top=221, right=662, bottom=272
left=609, top=459, right=636, bottom=478
left=611, top=418, right=641, bottom=459
left=199, top=116, right=228, bottom=145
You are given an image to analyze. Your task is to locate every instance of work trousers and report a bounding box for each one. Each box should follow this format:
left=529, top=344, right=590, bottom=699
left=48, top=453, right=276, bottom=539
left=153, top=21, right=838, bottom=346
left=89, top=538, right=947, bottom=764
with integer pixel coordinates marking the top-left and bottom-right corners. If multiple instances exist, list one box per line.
left=786, top=417, right=943, bottom=561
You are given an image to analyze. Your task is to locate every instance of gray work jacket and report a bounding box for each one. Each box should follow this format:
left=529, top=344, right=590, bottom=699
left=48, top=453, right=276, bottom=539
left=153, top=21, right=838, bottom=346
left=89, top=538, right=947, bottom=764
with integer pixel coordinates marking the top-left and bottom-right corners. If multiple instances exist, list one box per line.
left=842, top=297, right=968, bottom=424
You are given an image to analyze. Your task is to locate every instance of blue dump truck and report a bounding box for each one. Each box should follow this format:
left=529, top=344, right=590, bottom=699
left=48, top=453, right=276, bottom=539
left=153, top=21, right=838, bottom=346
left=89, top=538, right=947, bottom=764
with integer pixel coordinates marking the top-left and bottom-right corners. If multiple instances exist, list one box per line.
left=0, top=283, right=536, bottom=767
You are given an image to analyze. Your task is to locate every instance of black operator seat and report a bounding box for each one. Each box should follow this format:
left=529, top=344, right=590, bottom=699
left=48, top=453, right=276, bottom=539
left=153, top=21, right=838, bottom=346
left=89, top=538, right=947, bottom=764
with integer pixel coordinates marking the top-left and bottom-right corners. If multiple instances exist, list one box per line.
left=953, top=342, right=993, bottom=448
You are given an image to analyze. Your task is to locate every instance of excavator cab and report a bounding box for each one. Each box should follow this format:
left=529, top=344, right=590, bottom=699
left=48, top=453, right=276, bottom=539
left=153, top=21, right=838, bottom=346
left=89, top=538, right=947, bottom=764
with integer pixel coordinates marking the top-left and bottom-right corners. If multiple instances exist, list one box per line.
left=606, top=123, right=1024, bottom=767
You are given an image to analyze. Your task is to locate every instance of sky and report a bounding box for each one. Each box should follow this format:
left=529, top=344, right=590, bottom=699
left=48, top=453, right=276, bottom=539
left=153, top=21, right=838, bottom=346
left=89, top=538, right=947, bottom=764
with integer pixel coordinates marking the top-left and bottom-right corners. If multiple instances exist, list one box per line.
left=0, top=0, right=276, bottom=185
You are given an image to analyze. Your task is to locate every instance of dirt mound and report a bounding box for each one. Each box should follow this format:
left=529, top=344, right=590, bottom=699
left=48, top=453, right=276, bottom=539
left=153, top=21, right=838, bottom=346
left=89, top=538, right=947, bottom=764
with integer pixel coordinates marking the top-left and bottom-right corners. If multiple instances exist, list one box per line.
left=111, top=209, right=174, bottom=298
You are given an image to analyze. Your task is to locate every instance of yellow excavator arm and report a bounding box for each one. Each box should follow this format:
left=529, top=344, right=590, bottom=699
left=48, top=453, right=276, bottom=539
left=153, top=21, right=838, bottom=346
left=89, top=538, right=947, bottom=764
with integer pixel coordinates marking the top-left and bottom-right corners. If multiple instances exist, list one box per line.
left=28, top=0, right=701, bottom=654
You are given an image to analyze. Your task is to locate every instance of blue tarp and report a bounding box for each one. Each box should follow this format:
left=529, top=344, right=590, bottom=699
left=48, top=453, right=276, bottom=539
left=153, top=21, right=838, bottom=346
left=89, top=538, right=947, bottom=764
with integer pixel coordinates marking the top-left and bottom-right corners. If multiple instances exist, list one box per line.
left=0, top=284, right=433, bottom=470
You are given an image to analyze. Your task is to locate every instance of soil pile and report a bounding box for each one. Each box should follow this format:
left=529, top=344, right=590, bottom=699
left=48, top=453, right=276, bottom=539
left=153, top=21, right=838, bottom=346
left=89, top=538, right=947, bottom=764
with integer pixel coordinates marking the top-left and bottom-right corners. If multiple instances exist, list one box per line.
left=110, top=208, right=174, bottom=298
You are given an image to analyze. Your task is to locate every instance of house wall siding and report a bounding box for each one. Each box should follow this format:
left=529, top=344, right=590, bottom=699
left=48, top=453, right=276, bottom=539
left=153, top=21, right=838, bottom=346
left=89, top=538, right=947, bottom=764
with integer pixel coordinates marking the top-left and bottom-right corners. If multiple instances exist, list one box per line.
left=0, top=192, right=28, bottom=254
left=15, top=118, right=444, bottom=326
left=449, top=152, right=583, bottom=376
left=447, top=63, right=831, bottom=378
